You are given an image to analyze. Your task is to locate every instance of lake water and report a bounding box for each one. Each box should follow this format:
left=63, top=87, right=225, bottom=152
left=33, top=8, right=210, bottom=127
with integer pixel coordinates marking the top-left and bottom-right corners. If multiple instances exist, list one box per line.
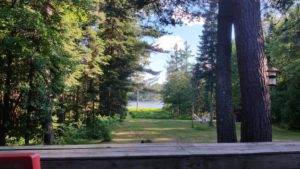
left=127, top=101, right=164, bottom=108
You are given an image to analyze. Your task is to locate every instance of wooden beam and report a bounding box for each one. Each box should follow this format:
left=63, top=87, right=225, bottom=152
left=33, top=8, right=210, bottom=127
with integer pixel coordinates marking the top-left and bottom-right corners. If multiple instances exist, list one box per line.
left=1, top=142, right=300, bottom=169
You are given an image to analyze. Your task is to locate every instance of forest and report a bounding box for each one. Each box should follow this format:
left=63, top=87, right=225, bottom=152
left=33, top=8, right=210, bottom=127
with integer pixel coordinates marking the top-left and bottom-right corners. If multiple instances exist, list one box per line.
left=0, top=0, right=299, bottom=146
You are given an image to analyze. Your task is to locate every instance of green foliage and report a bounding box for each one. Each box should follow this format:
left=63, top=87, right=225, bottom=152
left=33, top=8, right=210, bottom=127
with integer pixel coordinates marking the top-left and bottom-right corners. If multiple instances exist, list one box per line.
left=266, top=5, right=300, bottom=129
left=163, top=71, right=193, bottom=119
left=98, top=0, right=150, bottom=118
left=163, top=42, right=194, bottom=119
left=192, top=1, right=217, bottom=118
left=129, top=108, right=172, bottom=119
left=58, top=116, right=118, bottom=144
left=166, top=42, right=193, bottom=75
left=0, top=0, right=156, bottom=145
left=231, top=43, right=242, bottom=120
left=0, top=1, right=78, bottom=145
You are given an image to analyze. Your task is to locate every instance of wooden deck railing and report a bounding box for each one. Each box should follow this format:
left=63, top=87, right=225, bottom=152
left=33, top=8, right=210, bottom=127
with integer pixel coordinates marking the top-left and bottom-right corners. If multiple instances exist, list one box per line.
left=1, top=142, right=300, bottom=169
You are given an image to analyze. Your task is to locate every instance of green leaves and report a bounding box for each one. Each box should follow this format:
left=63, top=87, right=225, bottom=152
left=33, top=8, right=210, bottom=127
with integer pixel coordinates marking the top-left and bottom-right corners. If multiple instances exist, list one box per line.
left=266, top=5, right=300, bottom=129
left=0, top=0, right=89, bottom=145
left=0, top=0, right=159, bottom=145
left=163, top=42, right=194, bottom=118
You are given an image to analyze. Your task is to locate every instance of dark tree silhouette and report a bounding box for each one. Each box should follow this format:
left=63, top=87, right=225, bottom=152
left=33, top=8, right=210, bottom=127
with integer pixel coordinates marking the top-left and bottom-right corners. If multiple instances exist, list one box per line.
left=216, top=0, right=237, bottom=143
left=234, top=0, right=272, bottom=142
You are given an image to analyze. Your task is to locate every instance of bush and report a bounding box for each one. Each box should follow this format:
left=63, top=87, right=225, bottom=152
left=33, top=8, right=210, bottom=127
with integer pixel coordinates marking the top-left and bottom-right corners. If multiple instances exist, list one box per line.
left=87, top=116, right=118, bottom=141
left=57, top=115, right=118, bottom=144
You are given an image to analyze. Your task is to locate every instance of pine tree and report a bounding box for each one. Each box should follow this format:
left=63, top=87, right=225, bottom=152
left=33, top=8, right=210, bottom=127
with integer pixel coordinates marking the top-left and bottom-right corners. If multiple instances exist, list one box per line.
left=0, top=0, right=96, bottom=145
left=193, top=1, right=217, bottom=127
left=98, top=0, right=149, bottom=118
left=163, top=42, right=194, bottom=118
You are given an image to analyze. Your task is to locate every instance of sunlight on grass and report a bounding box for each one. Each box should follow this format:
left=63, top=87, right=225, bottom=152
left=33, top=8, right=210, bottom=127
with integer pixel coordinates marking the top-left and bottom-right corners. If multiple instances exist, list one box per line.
left=83, top=108, right=300, bottom=144
left=143, top=128, right=187, bottom=131
left=153, top=137, right=175, bottom=141
left=110, top=117, right=300, bottom=144
left=112, top=118, right=217, bottom=143
left=127, top=108, right=162, bottom=111
left=128, top=108, right=172, bottom=119
left=112, top=138, right=142, bottom=142
left=113, top=131, right=158, bottom=135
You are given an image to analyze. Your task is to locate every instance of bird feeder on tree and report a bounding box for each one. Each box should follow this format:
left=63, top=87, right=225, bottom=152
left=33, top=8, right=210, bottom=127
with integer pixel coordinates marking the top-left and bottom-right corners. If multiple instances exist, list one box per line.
left=267, top=67, right=280, bottom=86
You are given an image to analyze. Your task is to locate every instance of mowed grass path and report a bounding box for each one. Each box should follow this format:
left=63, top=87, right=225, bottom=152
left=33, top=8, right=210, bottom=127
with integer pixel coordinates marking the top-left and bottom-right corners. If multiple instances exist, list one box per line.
left=111, top=109, right=300, bottom=143
left=112, top=119, right=217, bottom=143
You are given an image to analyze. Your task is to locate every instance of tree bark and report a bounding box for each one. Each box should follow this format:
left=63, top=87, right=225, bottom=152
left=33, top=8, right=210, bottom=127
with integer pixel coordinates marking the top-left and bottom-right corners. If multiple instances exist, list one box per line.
left=74, top=87, right=80, bottom=122
left=25, top=61, right=34, bottom=145
left=233, top=0, right=272, bottom=142
left=216, top=0, right=237, bottom=142
left=0, top=55, right=13, bottom=146
left=208, top=77, right=213, bottom=127
left=43, top=113, right=54, bottom=145
left=43, top=124, right=54, bottom=145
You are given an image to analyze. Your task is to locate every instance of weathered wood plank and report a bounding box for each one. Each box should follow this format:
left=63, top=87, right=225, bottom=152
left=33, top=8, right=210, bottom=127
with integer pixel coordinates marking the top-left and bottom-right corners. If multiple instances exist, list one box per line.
left=41, top=154, right=300, bottom=169
left=1, top=142, right=300, bottom=169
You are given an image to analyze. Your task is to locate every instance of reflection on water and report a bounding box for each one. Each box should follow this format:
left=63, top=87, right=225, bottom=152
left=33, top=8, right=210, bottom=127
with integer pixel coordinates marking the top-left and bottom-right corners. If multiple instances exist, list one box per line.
left=127, top=101, right=163, bottom=108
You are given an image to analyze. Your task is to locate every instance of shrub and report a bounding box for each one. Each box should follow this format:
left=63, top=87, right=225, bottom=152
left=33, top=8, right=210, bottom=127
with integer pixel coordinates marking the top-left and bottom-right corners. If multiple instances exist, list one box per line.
left=57, top=115, right=118, bottom=144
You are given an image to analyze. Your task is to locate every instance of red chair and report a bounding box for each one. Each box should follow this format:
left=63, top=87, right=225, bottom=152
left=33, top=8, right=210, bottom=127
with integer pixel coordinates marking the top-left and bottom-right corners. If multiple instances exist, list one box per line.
left=0, top=153, right=40, bottom=169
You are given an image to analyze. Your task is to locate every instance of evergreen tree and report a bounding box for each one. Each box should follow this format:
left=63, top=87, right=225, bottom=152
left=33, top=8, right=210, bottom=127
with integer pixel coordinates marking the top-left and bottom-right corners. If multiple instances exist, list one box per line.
left=193, top=1, right=217, bottom=127
left=163, top=42, right=194, bottom=119
left=167, top=42, right=193, bottom=78
left=0, top=0, right=98, bottom=145
left=98, top=0, right=150, bottom=118
left=0, top=0, right=79, bottom=145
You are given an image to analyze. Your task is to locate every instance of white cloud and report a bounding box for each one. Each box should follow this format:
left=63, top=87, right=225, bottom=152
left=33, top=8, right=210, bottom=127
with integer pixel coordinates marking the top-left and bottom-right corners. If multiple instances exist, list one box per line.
left=172, top=7, right=205, bottom=26
left=153, top=35, right=184, bottom=52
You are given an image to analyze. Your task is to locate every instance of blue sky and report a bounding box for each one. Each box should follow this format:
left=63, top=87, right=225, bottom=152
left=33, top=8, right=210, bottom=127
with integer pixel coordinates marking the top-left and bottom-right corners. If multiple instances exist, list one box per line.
left=145, top=24, right=204, bottom=84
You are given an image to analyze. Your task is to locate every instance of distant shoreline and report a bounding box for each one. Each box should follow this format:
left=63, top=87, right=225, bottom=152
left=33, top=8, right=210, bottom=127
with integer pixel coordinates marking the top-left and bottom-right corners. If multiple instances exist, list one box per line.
left=127, top=101, right=164, bottom=108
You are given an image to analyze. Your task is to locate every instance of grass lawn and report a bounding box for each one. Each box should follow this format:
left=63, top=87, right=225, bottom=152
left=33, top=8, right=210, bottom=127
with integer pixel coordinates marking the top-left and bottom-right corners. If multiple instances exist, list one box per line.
left=128, top=108, right=172, bottom=119
left=110, top=108, right=300, bottom=143
left=112, top=118, right=216, bottom=143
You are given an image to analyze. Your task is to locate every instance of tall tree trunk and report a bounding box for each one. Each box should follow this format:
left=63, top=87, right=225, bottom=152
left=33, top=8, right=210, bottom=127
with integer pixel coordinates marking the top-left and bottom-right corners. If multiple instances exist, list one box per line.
left=208, top=77, right=213, bottom=127
left=25, top=61, right=34, bottom=145
left=0, top=55, right=13, bottom=146
left=108, top=89, right=111, bottom=116
left=234, top=0, right=272, bottom=142
left=216, top=0, right=237, bottom=142
left=74, top=87, right=80, bottom=122
left=43, top=113, right=54, bottom=145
